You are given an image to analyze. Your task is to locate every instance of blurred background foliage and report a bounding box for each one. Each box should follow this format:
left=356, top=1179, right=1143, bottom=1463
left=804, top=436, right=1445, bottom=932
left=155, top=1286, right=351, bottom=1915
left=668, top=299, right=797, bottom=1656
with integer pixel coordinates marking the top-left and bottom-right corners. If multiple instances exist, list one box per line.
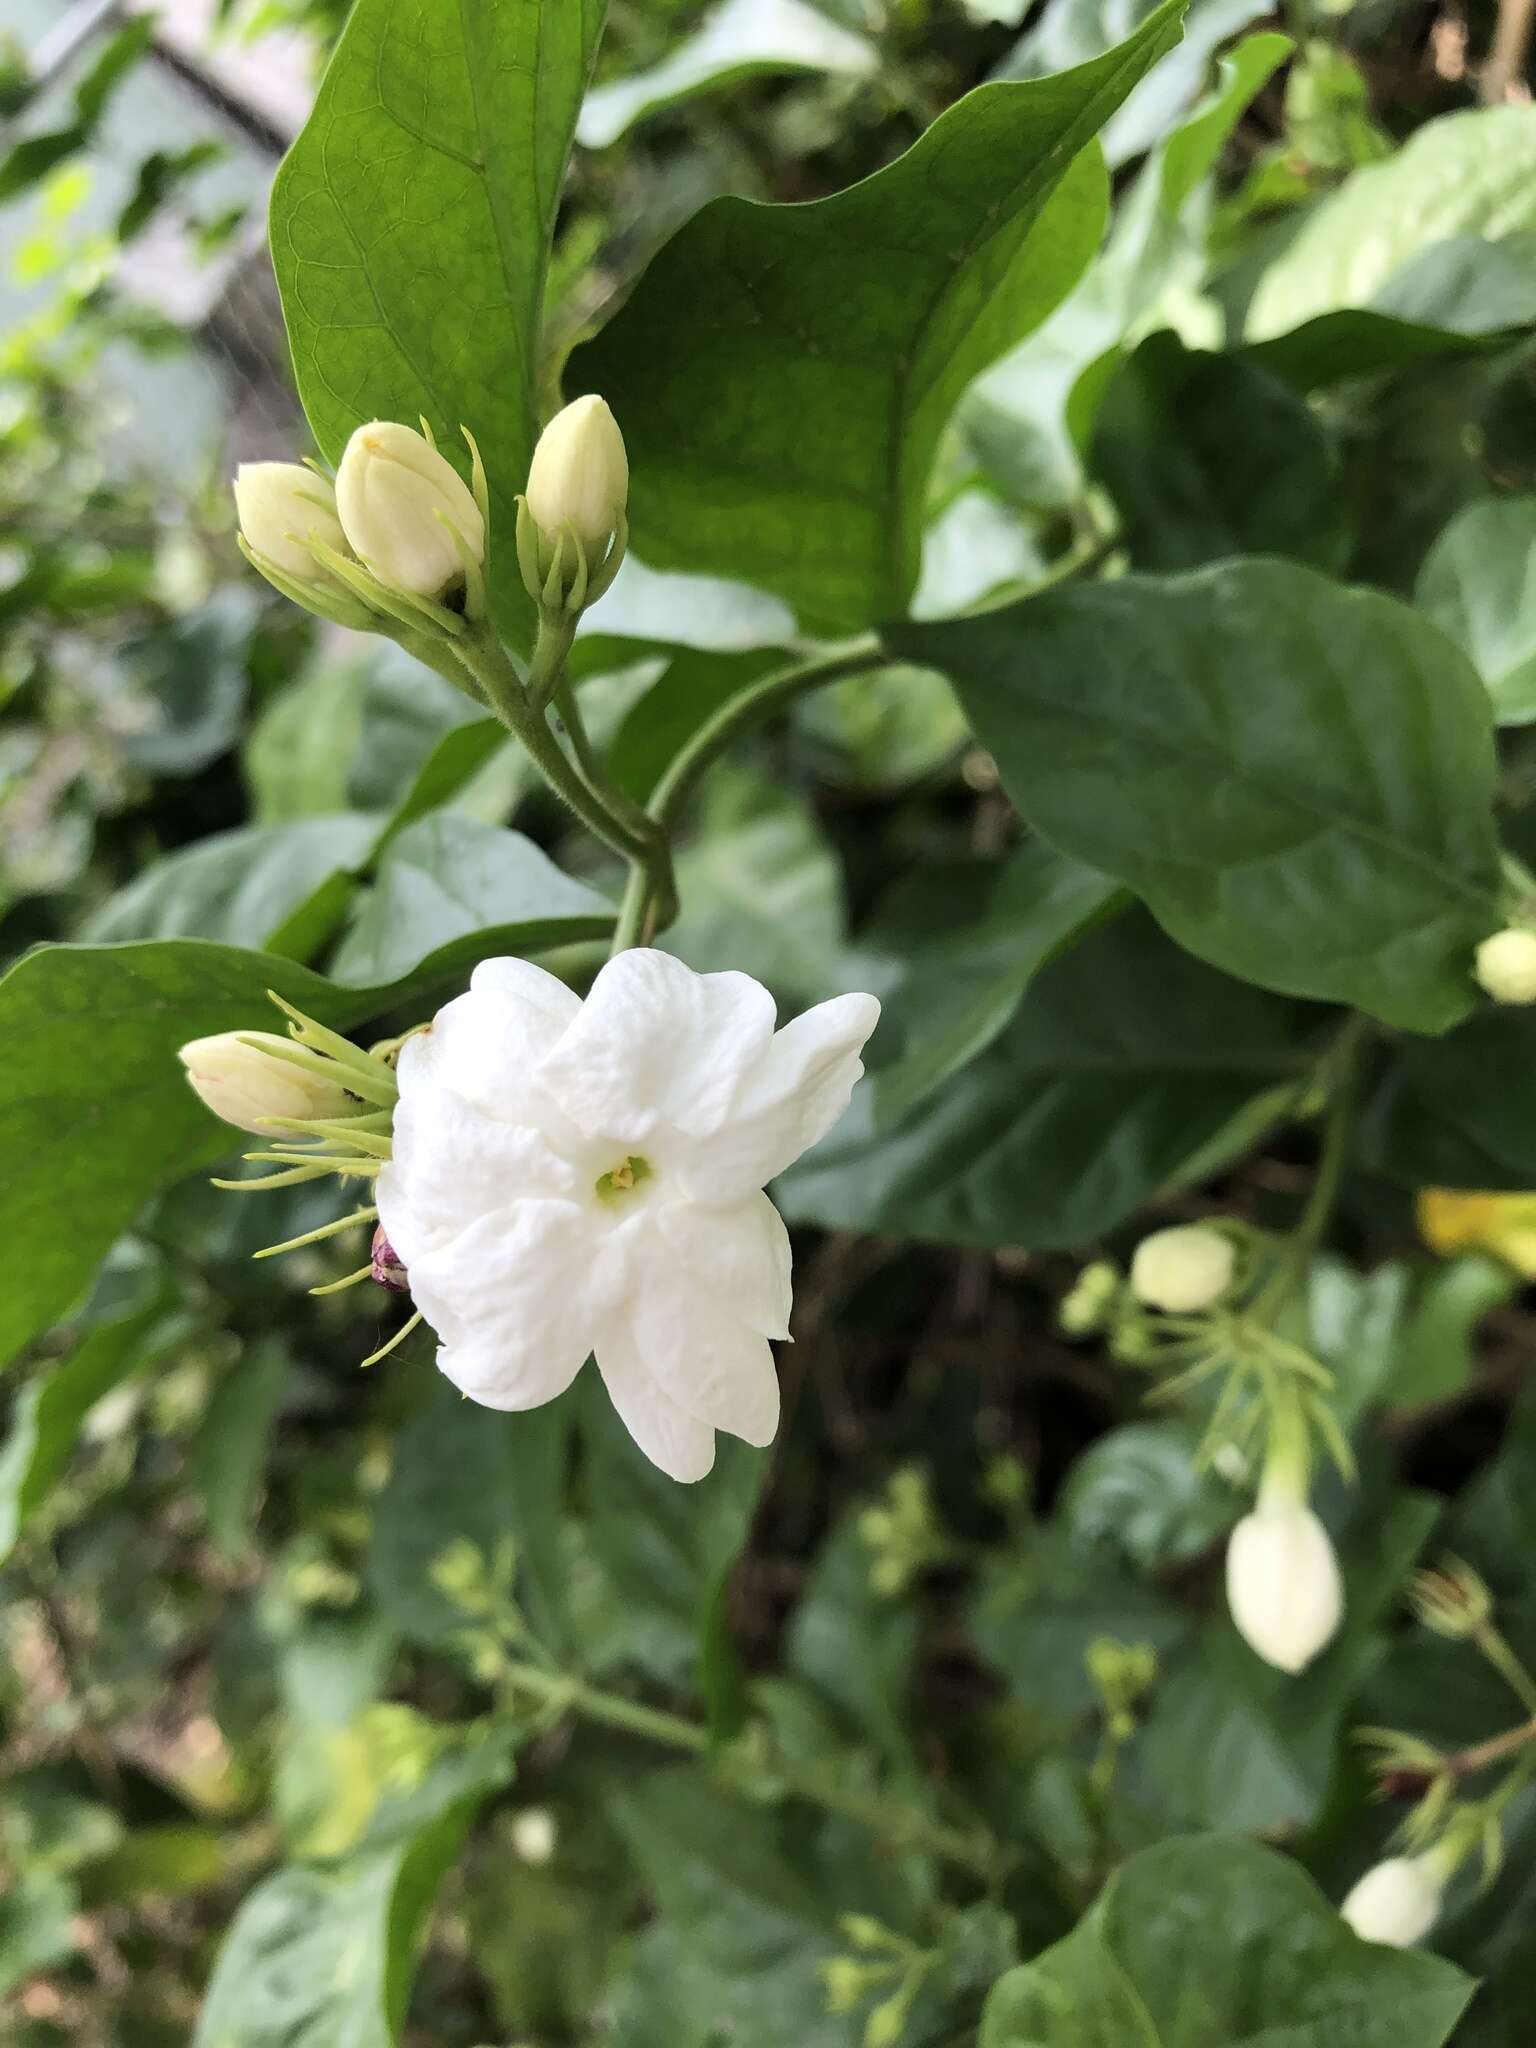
left=3, top=0, right=1536, bottom=2043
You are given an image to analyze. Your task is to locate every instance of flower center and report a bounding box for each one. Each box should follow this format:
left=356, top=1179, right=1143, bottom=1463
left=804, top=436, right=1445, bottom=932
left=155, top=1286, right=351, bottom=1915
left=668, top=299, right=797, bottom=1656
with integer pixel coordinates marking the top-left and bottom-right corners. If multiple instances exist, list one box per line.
left=593, top=1153, right=652, bottom=1203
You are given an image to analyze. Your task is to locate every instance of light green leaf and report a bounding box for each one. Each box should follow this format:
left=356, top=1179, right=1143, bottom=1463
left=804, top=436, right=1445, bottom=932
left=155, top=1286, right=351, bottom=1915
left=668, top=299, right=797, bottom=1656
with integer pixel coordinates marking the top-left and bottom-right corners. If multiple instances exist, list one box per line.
left=1248, top=103, right=1536, bottom=342
left=787, top=1519, right=916, bottom=1769
left=868, top=843, right=1120, bottom=1128
left=269, top=0, right=605, bottom=644
left=193, top=1733, right=513, bottom=2048
left=572, top=0, right=1188, bottom=628
left=981, top=1834, right=1474, bottom=2046
left=894, top=561, right=1502, bottom=1033
left=780, top=911, right=1318, bottom=1251
left=194, top=1338, right=290, bottom=1560
left=1417, top=497, right=1536, bottom=725
left=1091, top=332, right=1347, bottom=570
left=577, top=0, right=876, bottom=149
left=80, top=816, right=377, bottom=960
left=328, top=815, right=613, bottom=987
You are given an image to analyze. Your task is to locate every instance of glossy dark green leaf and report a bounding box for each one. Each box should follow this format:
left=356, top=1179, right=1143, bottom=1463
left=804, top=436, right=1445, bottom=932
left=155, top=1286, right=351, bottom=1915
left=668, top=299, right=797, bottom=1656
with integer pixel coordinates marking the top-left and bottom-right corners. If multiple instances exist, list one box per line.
left=327, top=815, right=613, bottom=987
left=573, top=0, right=1187, bottom=628
left=894, top=561, right=1501, bottom=1033
left=981, top=1834, right=1474, bottom=2046
left=1091, top=332, right=1347, bottom=570
left=270, top=0, right=605, bottom=644
left=1058, top=1420, right=1237, bottom=1569
left=81, top=816, right=377, bottom=960
left=1416, top=497, right=1536, bottom=724
left=779, top=912, right=1317, bottom=1250
left=193, top=1733, right=513, bottom=2048
left=1388, top=1010, right=1536, bottom=1184
left=867, top=843, right=1121, bottom=1128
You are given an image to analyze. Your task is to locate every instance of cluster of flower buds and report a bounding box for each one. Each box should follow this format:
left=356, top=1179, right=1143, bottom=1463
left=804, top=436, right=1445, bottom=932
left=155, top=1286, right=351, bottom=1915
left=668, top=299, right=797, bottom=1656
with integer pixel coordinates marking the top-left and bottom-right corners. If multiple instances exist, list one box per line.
left=235, top=420, right=488, bottom=642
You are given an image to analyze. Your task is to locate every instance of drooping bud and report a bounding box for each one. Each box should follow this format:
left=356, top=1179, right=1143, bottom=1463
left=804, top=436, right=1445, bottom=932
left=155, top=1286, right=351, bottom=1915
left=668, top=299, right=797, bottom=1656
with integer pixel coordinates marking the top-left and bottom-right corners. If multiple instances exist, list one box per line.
left=1474, top=927, right=1536, bottom=1005
left=370, top=1225, right=409, bottom=1293
left=1129, top=1224, right=1235, bottom=1314
left=179, top=1031, right=356, bottom=1136
left=526, top=395, right=628, bottom=550
left=1225, top=1489, right=1343, bottom=1673
left=1340, top=1854, right=1444, bottom=1948
left=234, top=462, right=348, bottom=583
left=334, top=421, right=484, bottom=598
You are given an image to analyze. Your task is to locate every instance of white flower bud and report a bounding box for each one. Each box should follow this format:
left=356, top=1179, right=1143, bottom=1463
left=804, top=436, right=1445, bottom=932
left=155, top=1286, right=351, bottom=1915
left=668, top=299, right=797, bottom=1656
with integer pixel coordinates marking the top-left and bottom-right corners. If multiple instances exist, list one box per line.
left=179, top=1031, right=355, bottom=1135
left=1225, top=1494, right=1343, bottom=1673
left=1340, top=1854, right=1443, bottom=1947
left=525, top=395, right=628, bottom=549
left=1474, top=927, right=1536, bottom=1005
left=334, top=421, right=484, bottom=597
left=510, top=1806, right=557, bottom=1865
left=1129, top=1224, right=1234, bottom=1313
left=233, top=462, right=347, bottom=582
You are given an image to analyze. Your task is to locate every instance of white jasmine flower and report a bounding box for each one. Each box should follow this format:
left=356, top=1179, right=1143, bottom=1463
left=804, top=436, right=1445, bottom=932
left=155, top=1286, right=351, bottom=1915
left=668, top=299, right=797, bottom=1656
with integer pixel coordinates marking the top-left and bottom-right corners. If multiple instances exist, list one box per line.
left=1340, top=1853, right=1444, bottom=1947
left=375, top=951, right=879, bottom=1482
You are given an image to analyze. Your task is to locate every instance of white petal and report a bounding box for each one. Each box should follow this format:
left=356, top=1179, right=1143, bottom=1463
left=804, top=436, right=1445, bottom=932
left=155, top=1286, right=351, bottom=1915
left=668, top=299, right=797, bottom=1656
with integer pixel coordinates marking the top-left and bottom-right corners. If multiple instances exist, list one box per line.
left=594, top=1317, right=717, bottom=1482
left=469, top=955, right=583, bottom=1027
left=653, top=1195, right=792, bottom=1340
left=399, top=980, right=579, bottom=1128
left=378, top=1080, right=574, bottom=1264
left=538, top=949, right=777, bottom=1143
left=408, top=1200, right=602, bottom=1411
left=682, top=992, right=881, bottom=1205
left=630, top=1257, right=781, bottom=1445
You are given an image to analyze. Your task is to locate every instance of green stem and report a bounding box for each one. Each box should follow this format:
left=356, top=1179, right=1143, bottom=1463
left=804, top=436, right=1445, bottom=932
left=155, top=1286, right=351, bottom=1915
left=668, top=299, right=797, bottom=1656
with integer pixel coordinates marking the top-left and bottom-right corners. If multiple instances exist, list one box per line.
left=496, top=1658, right=1002, bottom=1879
left=453, top=633, right=651, bottom=868
left=1476, top=1623, right=1536, bottom=1718
left=528, top=610, right=578, bottom=713
left=1253, top=1013, right=1370, bottom=1323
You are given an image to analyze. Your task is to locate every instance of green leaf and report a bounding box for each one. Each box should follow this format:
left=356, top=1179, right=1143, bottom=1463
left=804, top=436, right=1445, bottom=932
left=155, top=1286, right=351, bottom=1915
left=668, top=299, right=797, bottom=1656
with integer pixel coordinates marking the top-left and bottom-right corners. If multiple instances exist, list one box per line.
left=81, top=816, right=377, bottom=960
left=1058, top=1420, right=1237, bottom=1570
left=1248, top=104, right=1536, bottom=342
left=368, top=1382, right=573, bottom=1656
left=1091, top=332, right=1347, bottom=570
left=1392, top=1254, right=1518, bottom=1408
left=117, top=593, right=256, bottom=778
left=0, top=1872, right=76, bottom=1997
left=894, top=561, right=1501, bottom=1033
left=194, top=1339, right=290, bottom=1560
left=1417, top=497, right=1536, bottom=725
left=0, top=918, right=613, bottom=1372
left=580, top=1375, right=766, bottom=1693
left=780, top=911, right=1317, bottom=1250
left=0, top=1288, right=170, bottom=1564
left=269, top=0, right=605, bottom=644
left=867, top=843, right=1121, bottom=1128
left=786, top=1519, right=917, bottom=1769
left=577, top=0, right=876, bottom=149
left=193, top=1732, right=513, bottom=2048
left=572, top=0, right=1188, bottom=629
left=980, top=1834, right=1474, bottom=2047
left=327, top=815, right=613, bottom=987
left=1387, top=1011, right=1536, bottom=1185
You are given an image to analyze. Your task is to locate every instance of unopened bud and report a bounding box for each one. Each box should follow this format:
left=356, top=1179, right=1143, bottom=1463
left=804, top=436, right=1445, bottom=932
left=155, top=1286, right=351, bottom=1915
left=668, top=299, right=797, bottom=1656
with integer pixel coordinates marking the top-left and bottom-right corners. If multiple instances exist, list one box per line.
left=526, top=395, right=628, bottom=550
left=1130, top=1225, right=1234, bottom=1314
left=179, top=1031, right=355, bottom=1136
left=1340, top=1853, right=1443, bottom=1948
left=1475, top=927, right=1536, bottom=1005
left=371, top=1225, right=409, bottom=1293
left=1059, top=1259, right=1119, bottom=1335
left=234, top=461, right=347, bottom=583
left=1225, top=1494, right=1343, bottom=1674
left=335, top=421, right=484, bottom=597
left=511, top=1806, right=557, bottom=1866
left=1410, top=1558, right=1492, bottom=1639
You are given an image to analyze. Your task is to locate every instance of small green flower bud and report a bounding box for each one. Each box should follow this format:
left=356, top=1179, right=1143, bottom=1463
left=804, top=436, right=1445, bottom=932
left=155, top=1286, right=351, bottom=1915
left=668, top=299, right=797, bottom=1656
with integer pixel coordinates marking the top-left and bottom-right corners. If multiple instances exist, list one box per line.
left=1475, top=927, right=1536, bottom=1005
left=526, top=395, right=628, bottom=551
left=1059, top=1258, right=1119, bottom=1335
left=335, top=420, right=484, bottom=597
left=1410, top=1558, right=1492, bottom=1639
left=233, top=461, right=347, bottom=582
left=1130, top=1225, right=1235, bottom=1314
left=178, top=1031, right=355, bottom=1135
